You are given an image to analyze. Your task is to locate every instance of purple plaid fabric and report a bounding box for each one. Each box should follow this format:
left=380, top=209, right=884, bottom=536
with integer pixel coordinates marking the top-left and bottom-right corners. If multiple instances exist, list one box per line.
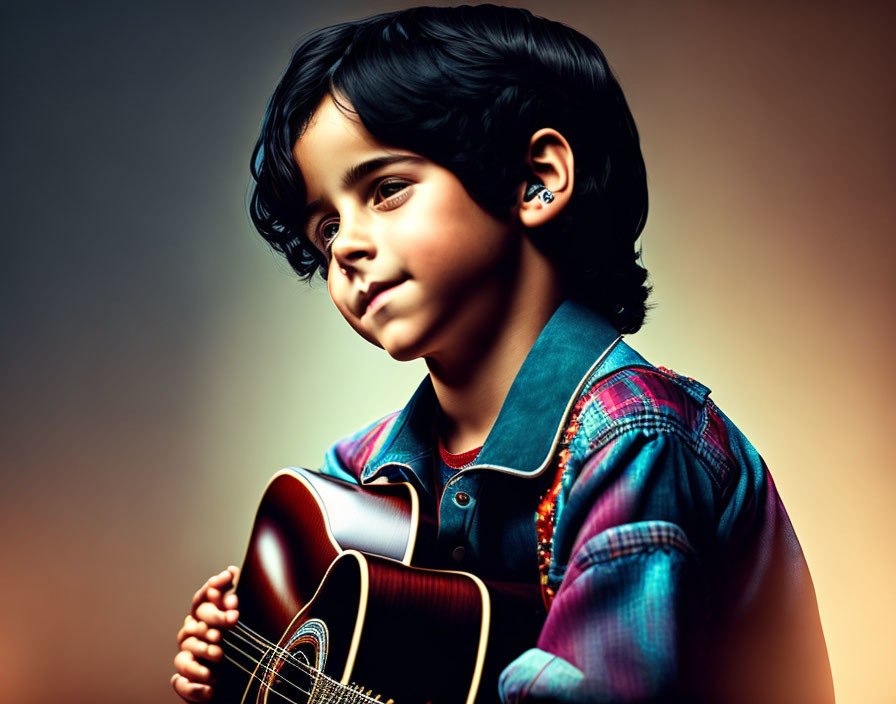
left=500, top=367, right=833, bottom=703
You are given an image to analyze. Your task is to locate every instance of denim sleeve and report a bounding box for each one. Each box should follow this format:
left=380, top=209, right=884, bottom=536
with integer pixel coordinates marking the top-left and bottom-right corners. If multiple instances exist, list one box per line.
left=499, top=429, right=712, bottom=703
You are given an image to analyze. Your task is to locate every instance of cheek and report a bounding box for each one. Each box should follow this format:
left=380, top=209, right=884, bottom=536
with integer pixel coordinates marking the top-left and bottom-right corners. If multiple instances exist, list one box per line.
left=327, top=276, right=350, bottom=316
left=327, top=273, right=382, bottom=348
left=400, top=197, right=507, bottom=269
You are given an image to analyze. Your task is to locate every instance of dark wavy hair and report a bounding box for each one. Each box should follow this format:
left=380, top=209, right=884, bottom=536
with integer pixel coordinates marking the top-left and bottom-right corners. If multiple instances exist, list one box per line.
left=249, top=4, right=651, bottom=333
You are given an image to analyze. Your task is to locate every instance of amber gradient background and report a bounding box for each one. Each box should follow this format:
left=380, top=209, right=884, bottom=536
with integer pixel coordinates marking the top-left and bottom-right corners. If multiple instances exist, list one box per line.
left=1, top=1, right=893, bottom=702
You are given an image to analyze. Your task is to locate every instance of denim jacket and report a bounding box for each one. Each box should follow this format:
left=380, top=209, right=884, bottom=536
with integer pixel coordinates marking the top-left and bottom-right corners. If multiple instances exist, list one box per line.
left=316, top=300, right=834, bottom=703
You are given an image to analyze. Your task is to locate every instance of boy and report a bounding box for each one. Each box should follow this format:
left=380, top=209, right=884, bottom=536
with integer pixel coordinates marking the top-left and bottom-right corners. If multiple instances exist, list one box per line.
left=173, top=6, right=833, bottom=702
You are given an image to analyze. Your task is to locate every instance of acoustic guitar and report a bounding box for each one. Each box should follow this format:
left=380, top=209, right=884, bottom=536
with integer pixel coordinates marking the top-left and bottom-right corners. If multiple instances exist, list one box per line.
left=212, top=468, right=542, bottom=704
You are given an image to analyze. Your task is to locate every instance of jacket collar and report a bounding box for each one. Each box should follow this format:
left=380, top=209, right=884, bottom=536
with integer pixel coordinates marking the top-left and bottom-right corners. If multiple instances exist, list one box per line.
left=360, top=299, right=621, bottom=484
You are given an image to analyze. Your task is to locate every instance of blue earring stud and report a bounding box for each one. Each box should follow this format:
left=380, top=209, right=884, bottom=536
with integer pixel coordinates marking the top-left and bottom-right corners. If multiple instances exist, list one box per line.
left=524, top=184, right=555, bottom=204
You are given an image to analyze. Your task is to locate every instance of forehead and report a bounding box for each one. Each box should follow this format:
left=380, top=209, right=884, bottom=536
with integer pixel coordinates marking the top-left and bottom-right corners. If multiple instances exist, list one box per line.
left=292, top=97, right=388, bottom=201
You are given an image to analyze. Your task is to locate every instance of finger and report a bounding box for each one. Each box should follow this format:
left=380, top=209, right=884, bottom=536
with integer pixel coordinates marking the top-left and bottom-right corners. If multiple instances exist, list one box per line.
left=195, top=601, right=227, bottom=627
left=191, top=569, right=235, bottom=612
left=171, top=673, right=212, bottom=702
left=176, top=615, right=209, bottom=646
left=206, top=586, right=224, bottom=610
left=195, top=601, right=239, bottom=628
left=207, top=578, right=239, bottom=611
left=206, top=584, right=237, bottom=611
left=174, top=649, right=215, bottom=684
left=190, top=580, right=212, bottom=613
left=209, top=568, right=237, bottom=589
left=182, top=636, right=224, bottom=663
left=224, top=607, right=239, bottom=626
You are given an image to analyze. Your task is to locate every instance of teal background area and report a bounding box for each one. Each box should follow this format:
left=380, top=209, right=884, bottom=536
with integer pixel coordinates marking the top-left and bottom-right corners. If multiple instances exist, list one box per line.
left=1, top=2, right=893, bottom=702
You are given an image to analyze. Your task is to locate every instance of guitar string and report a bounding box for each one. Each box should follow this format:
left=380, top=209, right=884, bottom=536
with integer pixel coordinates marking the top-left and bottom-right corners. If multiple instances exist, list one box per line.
left=220, top=626, right=321, bottom=702
left=222, top=637, right=384, bottom=704
left=221, top=624, right=387, bottom=704
left=220, top=651, right=308, bottom=704
left=233, top=620, right=293, bottom=658
left=227, top=622, right=318, bottom=679
left=229, top=620, right=332, bottom=681
left=223, top=626, right=318, bottom=688
left=223, top=630, right=376, bottom=704
left=229, top=622, right=287, bottom=660
left=228, top=621, right=373, bottom=699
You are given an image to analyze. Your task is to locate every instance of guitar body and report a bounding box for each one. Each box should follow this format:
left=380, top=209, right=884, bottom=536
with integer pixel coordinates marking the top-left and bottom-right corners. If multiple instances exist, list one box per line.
left=224, top=468, right=420, bottom=649
left=213, top=468, right=537, bottom=704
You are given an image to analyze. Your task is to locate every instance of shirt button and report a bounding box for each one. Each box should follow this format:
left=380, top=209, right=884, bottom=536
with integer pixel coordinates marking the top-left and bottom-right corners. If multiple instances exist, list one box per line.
left=452, top=546, right=466, bottom=562
left=454, top=491, right=471, bottom=507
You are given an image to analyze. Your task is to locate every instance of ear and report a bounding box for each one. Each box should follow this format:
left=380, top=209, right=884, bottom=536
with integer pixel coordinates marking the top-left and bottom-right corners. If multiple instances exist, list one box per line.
left=518, top=128, right=574, bottom=228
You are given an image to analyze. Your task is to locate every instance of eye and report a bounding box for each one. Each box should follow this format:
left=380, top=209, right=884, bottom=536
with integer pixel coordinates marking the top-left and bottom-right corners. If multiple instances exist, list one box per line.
left=317, top=217, right=340, bottom=251
left=372, top=178, right=412, bottom=209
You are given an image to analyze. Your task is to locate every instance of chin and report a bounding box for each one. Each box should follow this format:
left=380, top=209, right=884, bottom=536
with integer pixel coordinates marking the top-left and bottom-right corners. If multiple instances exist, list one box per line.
left=385, top=349, right=422, bottom=363
left=381, top=339, right=426, bottom=363
left=351, top=316, right=434, bottom=363
left=347, top=321, right=421, bottom=362
left=377, top=327, right=432, bottom=363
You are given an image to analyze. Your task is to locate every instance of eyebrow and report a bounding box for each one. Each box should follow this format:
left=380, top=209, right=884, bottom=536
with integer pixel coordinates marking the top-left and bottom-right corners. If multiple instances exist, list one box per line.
left=342, top=154, right=420, bottom=189
left=303, top=154, right=422, bottom=232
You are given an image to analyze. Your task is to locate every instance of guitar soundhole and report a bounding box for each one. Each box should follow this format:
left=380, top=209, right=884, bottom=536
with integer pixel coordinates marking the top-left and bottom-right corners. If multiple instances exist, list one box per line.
left=258, top=619, right=328, bottom=704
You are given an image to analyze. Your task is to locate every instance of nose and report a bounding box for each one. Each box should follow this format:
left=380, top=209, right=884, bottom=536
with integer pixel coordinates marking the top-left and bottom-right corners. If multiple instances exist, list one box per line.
left=330, top=211, right=375, bottom=273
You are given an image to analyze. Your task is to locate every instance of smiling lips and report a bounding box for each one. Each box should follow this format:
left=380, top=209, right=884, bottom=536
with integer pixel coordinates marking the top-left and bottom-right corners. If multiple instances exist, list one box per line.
left=361, top=279, right=406, bottom=316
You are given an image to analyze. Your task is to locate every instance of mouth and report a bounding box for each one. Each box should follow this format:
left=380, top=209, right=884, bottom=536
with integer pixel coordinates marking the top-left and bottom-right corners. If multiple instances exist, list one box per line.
left=359, top=279, right=406, bottom=316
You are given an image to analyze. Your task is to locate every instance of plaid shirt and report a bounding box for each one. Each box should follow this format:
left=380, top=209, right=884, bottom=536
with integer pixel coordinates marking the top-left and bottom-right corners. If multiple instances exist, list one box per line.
left=317, top=300, right=834, bottom=703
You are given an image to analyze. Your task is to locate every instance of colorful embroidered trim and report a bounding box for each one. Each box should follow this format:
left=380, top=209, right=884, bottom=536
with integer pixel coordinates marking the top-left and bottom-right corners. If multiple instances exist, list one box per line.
left=535, top=393, right=587, bottom=610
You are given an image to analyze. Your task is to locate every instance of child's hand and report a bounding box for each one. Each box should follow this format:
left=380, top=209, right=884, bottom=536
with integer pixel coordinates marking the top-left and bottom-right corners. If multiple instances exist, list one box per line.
left=171, top=566, right=240, bottom=702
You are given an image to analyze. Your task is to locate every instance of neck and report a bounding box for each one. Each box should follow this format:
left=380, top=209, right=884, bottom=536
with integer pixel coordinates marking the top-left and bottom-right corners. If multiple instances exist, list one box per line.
left=425, top=240, right=562, bottom=453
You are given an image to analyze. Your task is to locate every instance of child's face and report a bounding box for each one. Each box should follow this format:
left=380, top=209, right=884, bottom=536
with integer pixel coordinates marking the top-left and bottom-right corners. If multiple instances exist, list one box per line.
left=293, top=97, right=527, bottom=363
